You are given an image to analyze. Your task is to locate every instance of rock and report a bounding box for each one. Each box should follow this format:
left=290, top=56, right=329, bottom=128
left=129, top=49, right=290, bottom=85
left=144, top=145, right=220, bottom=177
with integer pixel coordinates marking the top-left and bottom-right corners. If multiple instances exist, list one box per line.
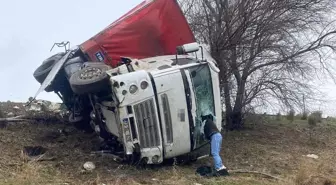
left=83, top=161, right=96, bottom=171
left=13, top=106, right=20, bottom=110
left=194, top=183, right=203, bottom=185
left=306, top=154, right=319, bottom=159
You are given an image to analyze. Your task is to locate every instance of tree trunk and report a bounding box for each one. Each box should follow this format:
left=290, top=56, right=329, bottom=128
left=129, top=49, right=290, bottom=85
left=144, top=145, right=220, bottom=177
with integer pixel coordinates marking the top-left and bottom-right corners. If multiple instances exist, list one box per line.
left=219, top=72, right=245, bottom=131
left=231, top=78, right=246, bottom=130
left=222, top=77, right=233, bottom=131
left=227, top=46, right=246, bottom=130
left=212, top=51, right=234, bottom=131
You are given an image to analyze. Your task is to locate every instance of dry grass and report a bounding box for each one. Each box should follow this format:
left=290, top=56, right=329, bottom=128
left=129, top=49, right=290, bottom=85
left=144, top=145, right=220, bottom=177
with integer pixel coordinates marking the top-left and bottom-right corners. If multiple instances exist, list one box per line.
left=294, top=159, right=336, bottom=185
left=0, top=114, right=336, bottom=185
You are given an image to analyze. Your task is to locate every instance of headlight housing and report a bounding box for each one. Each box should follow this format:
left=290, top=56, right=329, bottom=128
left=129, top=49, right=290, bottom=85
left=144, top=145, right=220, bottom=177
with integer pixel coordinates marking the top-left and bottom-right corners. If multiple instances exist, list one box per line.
left=140, top=81, right=149, bottom=90
left=129, top=85, right=138, bottom=94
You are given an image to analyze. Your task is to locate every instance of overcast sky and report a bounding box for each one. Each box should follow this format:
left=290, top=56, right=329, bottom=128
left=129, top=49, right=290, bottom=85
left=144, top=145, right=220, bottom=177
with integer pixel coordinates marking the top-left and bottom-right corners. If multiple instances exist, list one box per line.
left=0, top=0, right=142, bottom=102
left=0, top=0, right=335, bottom=116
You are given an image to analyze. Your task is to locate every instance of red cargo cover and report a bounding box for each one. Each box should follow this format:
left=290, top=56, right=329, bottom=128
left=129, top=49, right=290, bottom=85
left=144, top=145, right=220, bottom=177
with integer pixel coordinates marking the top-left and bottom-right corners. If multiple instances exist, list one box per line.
left=80, top=0, right=195, bottom=67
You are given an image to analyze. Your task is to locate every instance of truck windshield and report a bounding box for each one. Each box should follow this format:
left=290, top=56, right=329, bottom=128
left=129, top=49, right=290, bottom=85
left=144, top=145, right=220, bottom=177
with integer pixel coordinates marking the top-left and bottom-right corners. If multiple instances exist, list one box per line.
left=188, top=64, right=215, bottom=149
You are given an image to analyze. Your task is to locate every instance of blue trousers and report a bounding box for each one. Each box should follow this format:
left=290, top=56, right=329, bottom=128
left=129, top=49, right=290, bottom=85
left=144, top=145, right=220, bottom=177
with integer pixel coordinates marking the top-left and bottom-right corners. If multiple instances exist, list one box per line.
left=211, top=132, right=223, bottom=170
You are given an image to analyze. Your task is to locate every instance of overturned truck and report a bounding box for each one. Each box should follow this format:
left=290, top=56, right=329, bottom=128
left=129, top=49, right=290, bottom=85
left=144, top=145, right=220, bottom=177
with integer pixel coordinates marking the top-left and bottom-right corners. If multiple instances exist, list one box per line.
left=32, top=0, right=222, bottom=164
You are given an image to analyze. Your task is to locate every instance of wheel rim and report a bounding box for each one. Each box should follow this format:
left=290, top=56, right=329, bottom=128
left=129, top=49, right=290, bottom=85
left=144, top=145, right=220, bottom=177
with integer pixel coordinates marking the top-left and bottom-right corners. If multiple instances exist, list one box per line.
left=79, top=67, right=103, bottom=80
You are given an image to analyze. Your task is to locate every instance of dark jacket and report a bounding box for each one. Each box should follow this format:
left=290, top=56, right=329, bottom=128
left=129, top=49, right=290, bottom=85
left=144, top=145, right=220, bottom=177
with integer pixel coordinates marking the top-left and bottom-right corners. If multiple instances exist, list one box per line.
left=203, top=119, right=220, bottom=140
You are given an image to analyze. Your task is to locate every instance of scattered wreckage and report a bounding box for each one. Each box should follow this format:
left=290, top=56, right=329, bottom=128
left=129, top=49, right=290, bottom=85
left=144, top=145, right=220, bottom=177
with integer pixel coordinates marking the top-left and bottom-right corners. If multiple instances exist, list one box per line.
left=0, top=100, right=67, bottom=123
left=31, top=0, right=222, bottom=165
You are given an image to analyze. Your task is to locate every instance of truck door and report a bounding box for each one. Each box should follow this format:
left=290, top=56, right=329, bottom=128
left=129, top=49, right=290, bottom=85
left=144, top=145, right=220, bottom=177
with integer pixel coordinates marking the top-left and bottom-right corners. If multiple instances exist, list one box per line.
left=152, top=71, right=191, bottom=158
left=186, top=64, right=216, bottom=150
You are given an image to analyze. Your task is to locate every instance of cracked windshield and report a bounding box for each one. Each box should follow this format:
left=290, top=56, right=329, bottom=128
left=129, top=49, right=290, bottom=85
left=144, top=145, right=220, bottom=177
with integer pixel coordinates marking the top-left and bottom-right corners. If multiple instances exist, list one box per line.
left=188, top=64, right=215, bottom=149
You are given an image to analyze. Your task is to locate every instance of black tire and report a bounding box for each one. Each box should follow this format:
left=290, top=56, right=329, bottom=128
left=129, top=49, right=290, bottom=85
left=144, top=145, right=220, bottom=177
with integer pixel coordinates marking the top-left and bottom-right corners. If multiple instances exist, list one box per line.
left=33, top=52, right=65, bottom=84
left=69, top=64, right=111, bottom=95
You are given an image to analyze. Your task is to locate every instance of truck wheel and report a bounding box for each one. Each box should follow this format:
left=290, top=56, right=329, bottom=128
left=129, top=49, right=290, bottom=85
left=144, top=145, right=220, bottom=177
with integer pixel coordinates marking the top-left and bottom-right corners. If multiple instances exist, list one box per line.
left=69, top=64, right=111, bottom=95
left=33, top=52, right=65, bottom=83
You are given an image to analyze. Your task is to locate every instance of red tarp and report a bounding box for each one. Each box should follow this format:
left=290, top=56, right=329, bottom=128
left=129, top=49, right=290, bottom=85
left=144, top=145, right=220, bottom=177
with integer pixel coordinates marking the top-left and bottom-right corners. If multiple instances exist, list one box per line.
left=80, top=0, right=195, bottom=67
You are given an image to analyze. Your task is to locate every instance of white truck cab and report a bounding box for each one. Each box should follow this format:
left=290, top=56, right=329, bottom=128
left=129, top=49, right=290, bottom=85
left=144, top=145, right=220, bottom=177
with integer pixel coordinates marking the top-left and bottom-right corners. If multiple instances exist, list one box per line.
left=33, top=42, right=222, bottom=164
left=98, top=44, right=222, bottom=164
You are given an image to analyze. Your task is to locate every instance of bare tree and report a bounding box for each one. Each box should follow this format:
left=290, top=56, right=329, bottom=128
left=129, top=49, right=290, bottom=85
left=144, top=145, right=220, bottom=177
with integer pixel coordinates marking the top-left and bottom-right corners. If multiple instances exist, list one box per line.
left=178, top=0, right=336, bottom=130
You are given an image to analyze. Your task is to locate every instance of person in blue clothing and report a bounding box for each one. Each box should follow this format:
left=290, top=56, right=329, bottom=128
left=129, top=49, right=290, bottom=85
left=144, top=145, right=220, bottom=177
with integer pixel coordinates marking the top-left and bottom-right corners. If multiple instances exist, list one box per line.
left=200, top=114, right=229, bottom=176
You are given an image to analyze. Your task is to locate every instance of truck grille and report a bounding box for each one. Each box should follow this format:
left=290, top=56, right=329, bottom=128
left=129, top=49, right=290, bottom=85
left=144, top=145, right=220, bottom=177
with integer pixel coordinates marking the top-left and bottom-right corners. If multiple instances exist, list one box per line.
left=134, top=99, right=160, bottom=148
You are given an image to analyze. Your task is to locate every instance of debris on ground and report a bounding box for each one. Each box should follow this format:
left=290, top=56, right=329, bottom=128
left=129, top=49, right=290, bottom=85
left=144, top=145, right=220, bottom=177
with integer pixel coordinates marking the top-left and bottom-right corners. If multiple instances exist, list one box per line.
left=83, top=161, right=96, bottom=171
left=306, top=154, right=319, bottom=159
left=25, top=99, right=68, bottom=118
left=26, top=102, right=43, bottom=112
left=0, top=115, right=28, bottom=123
left=0, top=99, right=68, bottom=124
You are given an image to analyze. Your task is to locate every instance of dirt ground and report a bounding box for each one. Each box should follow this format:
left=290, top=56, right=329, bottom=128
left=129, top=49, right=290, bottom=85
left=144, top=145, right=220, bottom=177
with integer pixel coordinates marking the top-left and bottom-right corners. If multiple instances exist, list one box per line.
left=0, top=103, right=336, bottom=185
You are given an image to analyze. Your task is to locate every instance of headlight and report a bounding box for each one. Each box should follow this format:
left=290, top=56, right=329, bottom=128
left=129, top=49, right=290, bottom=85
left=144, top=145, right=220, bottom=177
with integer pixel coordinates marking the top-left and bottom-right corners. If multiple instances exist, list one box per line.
left=129, top=85, right=138, bottom=94
left=140, top=81, right=149, bottom=89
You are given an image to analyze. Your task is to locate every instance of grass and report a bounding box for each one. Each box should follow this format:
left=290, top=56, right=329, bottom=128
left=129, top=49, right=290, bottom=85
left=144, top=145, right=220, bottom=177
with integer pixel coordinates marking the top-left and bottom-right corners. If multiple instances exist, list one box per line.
left=0, top=118, right=336, bottom=185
